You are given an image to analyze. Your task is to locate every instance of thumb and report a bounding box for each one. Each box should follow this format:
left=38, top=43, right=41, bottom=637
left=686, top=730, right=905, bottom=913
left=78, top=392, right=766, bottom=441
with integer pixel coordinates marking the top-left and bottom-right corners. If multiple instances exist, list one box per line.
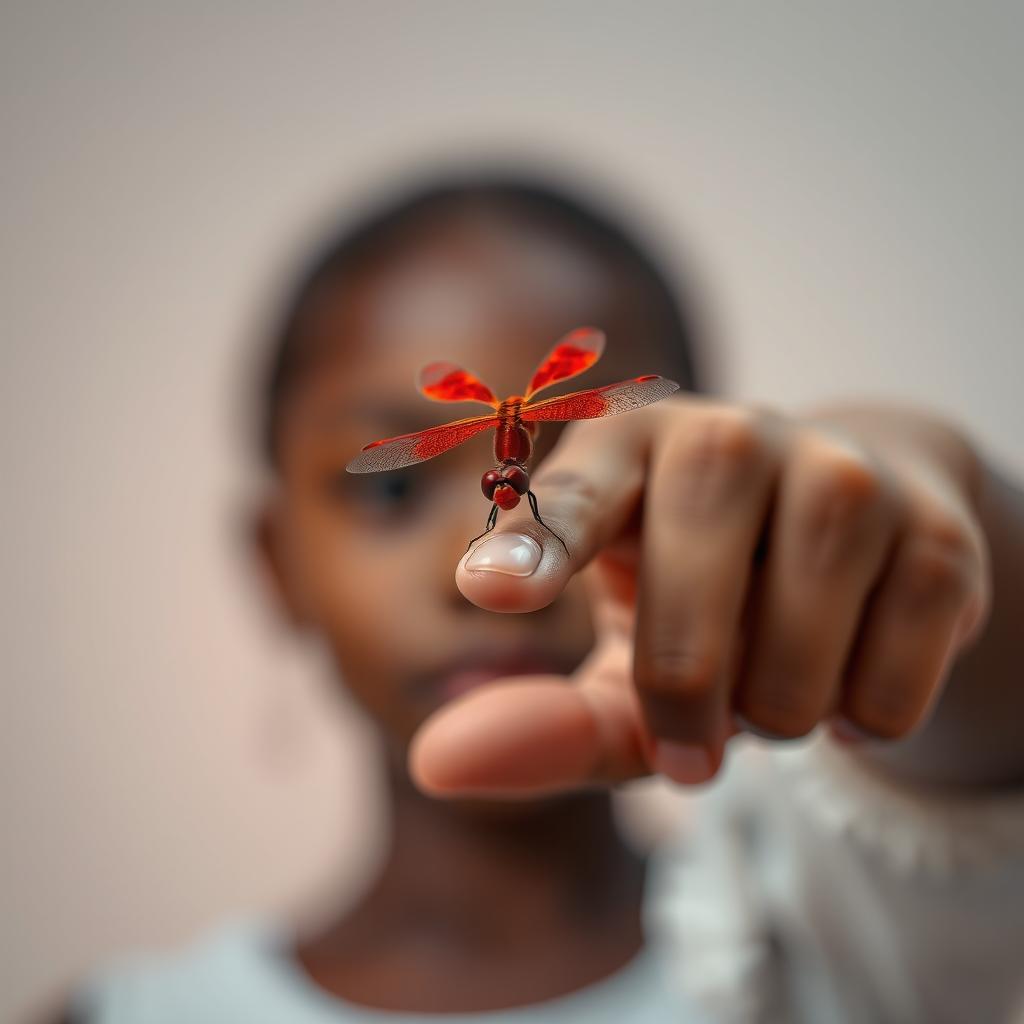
left=409, top=635, right=648, bottom=797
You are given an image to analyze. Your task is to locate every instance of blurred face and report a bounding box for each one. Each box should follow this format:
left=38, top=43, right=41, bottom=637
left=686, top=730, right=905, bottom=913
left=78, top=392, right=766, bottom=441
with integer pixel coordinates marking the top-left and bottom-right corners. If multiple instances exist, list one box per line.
left=262, top=216, right=662, bottom=757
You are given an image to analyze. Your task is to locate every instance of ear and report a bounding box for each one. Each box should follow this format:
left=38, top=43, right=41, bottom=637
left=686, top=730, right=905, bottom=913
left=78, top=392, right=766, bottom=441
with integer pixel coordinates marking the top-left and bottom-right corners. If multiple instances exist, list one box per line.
left=249, top=496, right=308, bottom=629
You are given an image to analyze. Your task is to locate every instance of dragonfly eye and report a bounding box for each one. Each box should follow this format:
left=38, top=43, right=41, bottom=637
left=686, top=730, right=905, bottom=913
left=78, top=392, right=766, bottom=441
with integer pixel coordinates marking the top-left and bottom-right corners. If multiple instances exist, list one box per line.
left=481, top=469, right=502, bottom=500
left=499, top=465, right=529, bottom=495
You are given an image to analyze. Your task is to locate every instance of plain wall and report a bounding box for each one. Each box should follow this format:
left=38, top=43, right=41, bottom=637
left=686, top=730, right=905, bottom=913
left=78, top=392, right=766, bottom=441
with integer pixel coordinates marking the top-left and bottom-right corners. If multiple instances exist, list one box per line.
left=2, top=3, right=1022, bottom=1020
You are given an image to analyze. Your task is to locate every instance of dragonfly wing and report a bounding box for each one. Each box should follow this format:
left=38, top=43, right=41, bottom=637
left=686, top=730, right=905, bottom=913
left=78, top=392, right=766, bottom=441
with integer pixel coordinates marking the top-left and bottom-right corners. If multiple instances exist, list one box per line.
left=418, top=361, right=499, bottom=407
left=524, top=327, right=606, bottom=400
left=520, top=375, right=680, bottom=423
left=346, top=413, right=498, bottom=473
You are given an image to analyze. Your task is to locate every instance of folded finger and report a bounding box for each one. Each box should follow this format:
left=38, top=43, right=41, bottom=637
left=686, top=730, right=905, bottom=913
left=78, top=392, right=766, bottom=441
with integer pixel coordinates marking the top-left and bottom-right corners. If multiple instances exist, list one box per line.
left=733, top=434, right=897, bottom=738
left=835, top=503, right=986, bottom=739
left=634, top=407, right=779, bottom=782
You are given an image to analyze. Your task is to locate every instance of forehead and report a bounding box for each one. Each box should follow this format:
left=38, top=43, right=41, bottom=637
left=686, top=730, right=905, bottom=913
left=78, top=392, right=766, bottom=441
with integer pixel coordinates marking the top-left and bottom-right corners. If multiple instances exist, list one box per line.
left=297, top=217, right=651, bottom=400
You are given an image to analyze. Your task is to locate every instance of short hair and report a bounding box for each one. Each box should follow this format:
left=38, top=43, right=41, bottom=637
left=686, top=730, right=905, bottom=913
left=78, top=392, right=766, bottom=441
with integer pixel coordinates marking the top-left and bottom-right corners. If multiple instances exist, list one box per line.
left=258, top=174, right=705, bottom=467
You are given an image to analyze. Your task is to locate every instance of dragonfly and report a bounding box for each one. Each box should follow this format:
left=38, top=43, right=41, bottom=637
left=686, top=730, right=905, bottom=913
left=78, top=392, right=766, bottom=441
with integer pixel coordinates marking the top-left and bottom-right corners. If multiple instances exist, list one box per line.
left=346, top=327, right=680, bottom=551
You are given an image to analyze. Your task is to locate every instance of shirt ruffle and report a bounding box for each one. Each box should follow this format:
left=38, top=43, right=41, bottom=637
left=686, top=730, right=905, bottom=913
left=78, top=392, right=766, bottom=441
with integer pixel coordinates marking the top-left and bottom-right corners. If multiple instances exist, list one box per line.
left=775, top=734, right=1024, bottom=880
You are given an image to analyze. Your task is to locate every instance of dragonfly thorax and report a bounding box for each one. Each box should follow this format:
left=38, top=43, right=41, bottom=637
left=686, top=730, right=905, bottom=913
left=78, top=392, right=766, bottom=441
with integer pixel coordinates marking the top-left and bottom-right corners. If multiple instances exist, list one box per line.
left=493, top=415, right=533, bottom=465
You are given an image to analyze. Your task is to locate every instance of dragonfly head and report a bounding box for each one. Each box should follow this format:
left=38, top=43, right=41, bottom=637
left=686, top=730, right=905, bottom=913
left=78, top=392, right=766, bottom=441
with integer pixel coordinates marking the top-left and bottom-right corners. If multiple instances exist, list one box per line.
left=481, top=464, right=530, bottom=508
left=493, top=485, right=521, bottom=510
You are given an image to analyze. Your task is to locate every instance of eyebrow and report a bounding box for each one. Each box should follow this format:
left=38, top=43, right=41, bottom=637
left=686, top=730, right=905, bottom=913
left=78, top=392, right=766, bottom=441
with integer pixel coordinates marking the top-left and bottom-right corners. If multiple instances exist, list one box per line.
left=314, top=399, right=488, bottom=438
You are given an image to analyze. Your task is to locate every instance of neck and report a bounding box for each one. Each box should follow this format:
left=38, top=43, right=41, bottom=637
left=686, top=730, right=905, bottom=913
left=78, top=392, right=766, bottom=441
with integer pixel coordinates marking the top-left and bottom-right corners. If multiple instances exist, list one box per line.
left=341, top=753, right=647, bottom=952
left=292, top=751, right=649, bottom=1013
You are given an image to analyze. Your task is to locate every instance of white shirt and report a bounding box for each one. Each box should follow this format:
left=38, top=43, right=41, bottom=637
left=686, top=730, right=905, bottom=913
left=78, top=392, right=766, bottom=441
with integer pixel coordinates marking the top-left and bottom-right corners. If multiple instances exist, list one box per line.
left=69, top=917, right=703, bottom=1023
left=71, top=733, right=1024, bottom=1023
left=651, top=733, right=1024, bottom=1023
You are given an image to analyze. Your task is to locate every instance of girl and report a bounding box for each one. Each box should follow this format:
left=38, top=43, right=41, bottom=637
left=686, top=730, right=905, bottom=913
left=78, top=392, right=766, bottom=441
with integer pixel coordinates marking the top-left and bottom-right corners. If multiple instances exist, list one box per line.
left=58, top=176, right=1024, bottom=1023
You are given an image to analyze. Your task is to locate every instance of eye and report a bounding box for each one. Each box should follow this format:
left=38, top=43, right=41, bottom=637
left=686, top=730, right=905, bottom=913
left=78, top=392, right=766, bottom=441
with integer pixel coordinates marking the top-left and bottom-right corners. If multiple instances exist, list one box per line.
left=364, top=473, right=414, bottom=506
left=327, top=469, right=417, bottom=510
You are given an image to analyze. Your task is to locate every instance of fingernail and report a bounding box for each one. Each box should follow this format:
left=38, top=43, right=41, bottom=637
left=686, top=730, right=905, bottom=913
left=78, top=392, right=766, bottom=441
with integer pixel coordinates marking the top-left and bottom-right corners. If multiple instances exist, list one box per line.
left=464, top=533, right=542, bottom=577
left=828, top=716, right=872, bottom=744
left=654, top=741, right=713, bottom=785
left=732, top=712, right=791, bottom=741
left=952, top=592, right=986, bottom=648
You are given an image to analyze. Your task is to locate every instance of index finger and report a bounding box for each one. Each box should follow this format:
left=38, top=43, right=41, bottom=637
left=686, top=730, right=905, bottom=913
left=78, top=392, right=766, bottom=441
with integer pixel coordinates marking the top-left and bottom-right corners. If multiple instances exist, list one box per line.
left=455, top=407, right=657, bottom=613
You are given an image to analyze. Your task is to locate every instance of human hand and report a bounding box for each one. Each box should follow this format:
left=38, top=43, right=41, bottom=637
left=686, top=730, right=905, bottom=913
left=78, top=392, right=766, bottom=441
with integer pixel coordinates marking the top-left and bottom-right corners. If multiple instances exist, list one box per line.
left=409, top=397, right=990, bottom=795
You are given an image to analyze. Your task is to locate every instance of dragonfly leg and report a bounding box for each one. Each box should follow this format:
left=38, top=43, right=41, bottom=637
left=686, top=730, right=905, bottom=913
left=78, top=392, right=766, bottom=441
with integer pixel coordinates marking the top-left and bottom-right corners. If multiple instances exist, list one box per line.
left=527, top=490, right=569, bottom=556
left=466, top=502, right=499, bottom=551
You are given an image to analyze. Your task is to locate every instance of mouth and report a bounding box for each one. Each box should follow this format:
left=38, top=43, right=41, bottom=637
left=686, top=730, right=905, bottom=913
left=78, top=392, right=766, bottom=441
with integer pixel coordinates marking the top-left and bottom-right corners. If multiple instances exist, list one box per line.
left=416, top=648, right=582, bottom=706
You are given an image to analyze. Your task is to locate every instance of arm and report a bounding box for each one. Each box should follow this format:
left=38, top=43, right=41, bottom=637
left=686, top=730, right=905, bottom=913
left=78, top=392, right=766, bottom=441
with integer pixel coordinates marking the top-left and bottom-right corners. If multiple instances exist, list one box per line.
left=408, top=396, right=1020, bottom=797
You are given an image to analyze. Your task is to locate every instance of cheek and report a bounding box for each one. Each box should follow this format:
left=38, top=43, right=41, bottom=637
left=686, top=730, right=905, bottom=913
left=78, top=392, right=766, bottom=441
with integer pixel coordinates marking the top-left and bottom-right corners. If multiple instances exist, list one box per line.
left=285, top=505, right=437, bottom=733
left=284, top=495, right=441, bottom=663
left=296, top=513, right=406, bottom=632
left=560, top=574, right=599, bottom=650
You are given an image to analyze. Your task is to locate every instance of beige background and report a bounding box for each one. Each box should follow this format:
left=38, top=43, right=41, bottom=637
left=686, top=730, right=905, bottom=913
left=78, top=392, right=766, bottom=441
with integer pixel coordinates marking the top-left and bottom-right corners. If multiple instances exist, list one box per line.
left=2, top=3, right=1022, bottom=1020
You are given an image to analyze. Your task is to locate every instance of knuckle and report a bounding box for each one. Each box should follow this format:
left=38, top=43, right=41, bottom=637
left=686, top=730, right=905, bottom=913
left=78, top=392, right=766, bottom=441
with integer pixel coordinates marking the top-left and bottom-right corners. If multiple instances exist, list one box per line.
left=800, top=446, right=885, bottom=533
left=914, top=509, right=978, bottom=565
left=687, top=407, right=765, bottom=473
left=531, top=467, right=601, bottom=508
left=662, top=408, right=768, bottom=517
left=895, top=520, right=975, bottom=608
left=638, top=648, right=719, bottom=701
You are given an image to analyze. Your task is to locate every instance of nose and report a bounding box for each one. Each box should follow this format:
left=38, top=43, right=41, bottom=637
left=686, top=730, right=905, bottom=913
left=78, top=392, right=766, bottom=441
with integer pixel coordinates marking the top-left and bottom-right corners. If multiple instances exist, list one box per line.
left=436, top=481, right=491, bottom=602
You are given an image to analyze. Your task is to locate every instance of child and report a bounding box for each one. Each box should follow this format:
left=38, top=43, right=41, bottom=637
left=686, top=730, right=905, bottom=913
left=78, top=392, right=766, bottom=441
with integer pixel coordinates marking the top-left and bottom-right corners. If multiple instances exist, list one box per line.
left=55, top=176, right=1024, bottom=1023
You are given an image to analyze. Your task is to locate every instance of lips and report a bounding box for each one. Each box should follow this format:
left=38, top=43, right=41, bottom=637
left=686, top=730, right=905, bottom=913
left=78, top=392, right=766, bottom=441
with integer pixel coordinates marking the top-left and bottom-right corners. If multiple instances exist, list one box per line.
left=440, top=667, right=516, bottom=702
left=418, top=649, right=579, bottom=705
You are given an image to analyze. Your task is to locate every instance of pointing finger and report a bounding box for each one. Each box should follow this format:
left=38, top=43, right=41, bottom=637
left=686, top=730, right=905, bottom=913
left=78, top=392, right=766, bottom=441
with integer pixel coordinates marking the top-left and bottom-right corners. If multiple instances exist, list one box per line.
left=455, top=408, right=656, bottom=613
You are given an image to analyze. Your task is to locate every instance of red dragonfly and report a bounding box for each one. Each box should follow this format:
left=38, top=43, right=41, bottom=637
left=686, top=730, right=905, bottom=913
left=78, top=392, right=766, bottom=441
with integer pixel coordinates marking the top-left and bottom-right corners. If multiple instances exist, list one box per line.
left=346, top=328, right=680, bottom=550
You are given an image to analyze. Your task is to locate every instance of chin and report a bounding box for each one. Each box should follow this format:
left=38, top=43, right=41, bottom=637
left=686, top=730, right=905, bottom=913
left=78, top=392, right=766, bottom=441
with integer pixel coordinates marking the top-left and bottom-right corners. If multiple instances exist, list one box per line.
left=435, top=788, right=605, bottom=826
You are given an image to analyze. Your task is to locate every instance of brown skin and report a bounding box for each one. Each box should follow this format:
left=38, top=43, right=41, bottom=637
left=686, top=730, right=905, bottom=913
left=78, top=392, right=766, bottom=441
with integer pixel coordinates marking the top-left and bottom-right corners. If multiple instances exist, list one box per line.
left=415, top=385, right=1022, bottom=798
left=254, top=220, right=669, bottom=1012
left=38, top=213, right=1024, bottom=1021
